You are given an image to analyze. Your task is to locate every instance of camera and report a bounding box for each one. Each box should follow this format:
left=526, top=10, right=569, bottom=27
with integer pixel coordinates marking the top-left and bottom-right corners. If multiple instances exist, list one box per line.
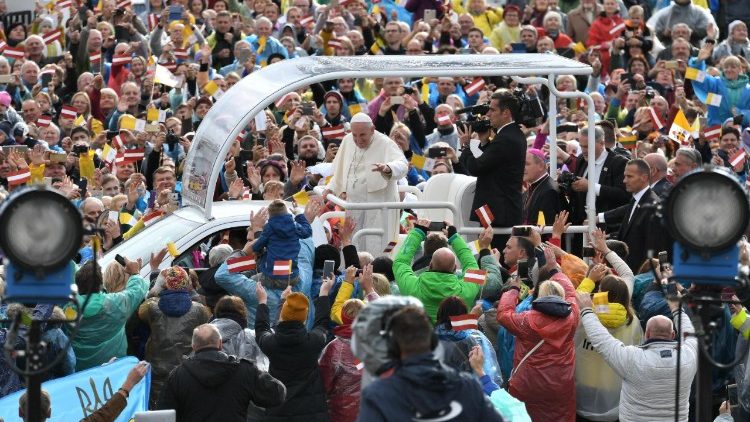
left=72, top=144, right=89, bottom=155
left=462, top=119, right=492, bottom=133
left=402, top=86, right=415, bottom=95
left=644, top=88, right=656, bottom=100
left=166, top=129, right=180, bottom=149
left=455, top=104, right=489, bottom=116
left=513, top=88, right=545, bottom=127
left=558, top=171, right=577, bottom=192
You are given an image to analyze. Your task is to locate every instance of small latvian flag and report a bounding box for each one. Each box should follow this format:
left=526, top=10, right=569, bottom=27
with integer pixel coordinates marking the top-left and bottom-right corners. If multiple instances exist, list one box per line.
left=7, top=168, right=31, bottom=186
left=300, top=15, right=315, bottom=27
left=236, top=129, right=248, bottom=143
left=704, top=125, right=722, bottom=141
left=3, top=46, right=24, bottom=60
left=57, top=0, right=73, bottom=9
left=608, top=21, right=626, bottom=36
left=730, top=149, right=747, bottom=172
left=354, top=359, right=365, bottom=371
left=275, top=93, right=294, bottom=108
left=173, top=48, right=189, bottom=61
left=227, top=255, right=257, bottom=273
left=123, top=148, right=145, bottom=162
left=112, top=54, right=132, bottom=66
left=142, top=210, right=166, bottom=227
left=328, top=38, right=343, bottom=49
left=273, top=260, right=293, bottom=276
left=463, top=77, right=486, bottom=97
left=90, top=52, right=102, bottom=63
left=0, top=41, right=7, bottom=54
left=649, top=107, right=664, bottom=130
left=474, top=204, right=494, bottom=228
left=60, top=105, right=77, bottom=119
left=449, top=314, right=478, bottom=331
left=321, top=124, right=345, bottom=139
left=383, top=241, right=397, bottom=253
left=437, top=114, right=451, bottom=125
left=116, top=0, right=132, bottom=8
left=37, top=114, right=52, bottom=127
left=147, top=14, right=159, bottom=31
left=43, top=29, right=62, bottom=45
left=463, top=268, right=487, bottom=285
left=111, top=134, right=125, bottom=150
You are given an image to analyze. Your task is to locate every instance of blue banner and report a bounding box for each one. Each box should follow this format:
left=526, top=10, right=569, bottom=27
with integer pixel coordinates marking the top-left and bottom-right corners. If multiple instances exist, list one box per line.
left=0, top=356, right=150, bottom=421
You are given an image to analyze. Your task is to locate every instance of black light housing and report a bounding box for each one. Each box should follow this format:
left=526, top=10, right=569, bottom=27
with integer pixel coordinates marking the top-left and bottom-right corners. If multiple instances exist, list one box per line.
left=0, top=186, right=83, bottom=273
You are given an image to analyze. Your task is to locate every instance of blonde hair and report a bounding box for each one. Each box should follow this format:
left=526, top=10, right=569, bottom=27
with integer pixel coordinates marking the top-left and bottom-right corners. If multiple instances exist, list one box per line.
left=342, top=299, right=366, bottom=320
left=103, top=261, right=128, bottom=293
left=110, top=194, right=128, bottom=210
left=372, top=273, right=391, bottom=296
left=71, top=91, right=92, bottom=117
left=537, top=280, right=565, bottom=298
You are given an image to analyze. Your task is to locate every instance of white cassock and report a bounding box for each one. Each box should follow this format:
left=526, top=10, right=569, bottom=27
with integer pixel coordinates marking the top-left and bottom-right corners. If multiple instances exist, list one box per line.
left=328, top=130, right=408, bottom=254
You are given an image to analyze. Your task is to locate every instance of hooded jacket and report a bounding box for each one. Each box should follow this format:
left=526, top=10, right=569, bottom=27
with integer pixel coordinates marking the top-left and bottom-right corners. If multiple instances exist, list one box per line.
left=357, top=353, right=503, bottom=421
left=156, top=348, right=286, bottom=421
left=254, top=295, right=331, bottom=421
left=497, top=271, right=579, bottom=422
left=319, top=327, right=361, bottom=422
left=253, top=212, right=313, bottom=281
left=394, top=228, right=481, bottom=323
left=211, top=318, right=269, bottom=371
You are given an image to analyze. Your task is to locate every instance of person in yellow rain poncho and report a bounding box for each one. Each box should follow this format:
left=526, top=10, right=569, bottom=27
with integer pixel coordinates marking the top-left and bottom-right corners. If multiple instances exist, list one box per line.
left=574, top=273, right=643, bottom=421
left=451, top=0, right=502, bottom=42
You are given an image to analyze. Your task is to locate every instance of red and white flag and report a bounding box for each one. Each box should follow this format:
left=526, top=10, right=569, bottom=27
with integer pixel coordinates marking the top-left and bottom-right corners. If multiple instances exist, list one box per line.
left=147, top=14, right=159, bottom=31
left=0, top=41, right=7, bottom=54
left=300, top=15, right=315, bottom=27
left=142, top=210, right=166, bottom=226
left=437, top=114, right=452, bottom=126
left=463, top=77, right=486, bottom=97
left=173, top=48, right=189, bottom=61
left=474, top=204, right=494, bottom=228
left=3, top=46, right=24, bottom=60
left=90, top=52, right=102, bottom=63
left=383, top=241, right=398, bottom=253
left=704, top=125, right=722, bottom=141
left=354, top=359, right=365, bottom=371
left=463, top=269, right=487, bottom=285
left=43, top=29, right=62, bottom=45
left=37, top=115, right=52, bottom=127
left=449, top=314, right=478, bottom=331
left=272, top=260, right=293, bottom=276
left=123, top=148, right=145, bottom=162
left=609, top=21, right=626, bottom=35
left=275, top=93, right=294, bottom=108
left=321, top=124, right=346, bottom=139
left=112, top=134, right=125, bottom=150
left=649, top=107, right=664, bottom=130
left=328, top=38, right=343, bottom=49
left=227, top=255, right=257, bottom=273
left=60, top=105, right=77, bottom=119
left=236, top=129, right=248, bottom=143
left=116, top=0, right=132, bottom=8
left=730, top=149, right=747, bottom=171
left=112, top=54, right=132, bottom=65
left=57, top=0, right=73, bottom=8
left=7, top=169, right=30, bottom=186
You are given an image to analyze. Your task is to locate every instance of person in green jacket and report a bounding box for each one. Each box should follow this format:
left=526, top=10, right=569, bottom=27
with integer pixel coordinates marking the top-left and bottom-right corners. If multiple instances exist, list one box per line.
left=394, top=219, right=482, bottom=323
left=66, top=256, right=148, bottom=371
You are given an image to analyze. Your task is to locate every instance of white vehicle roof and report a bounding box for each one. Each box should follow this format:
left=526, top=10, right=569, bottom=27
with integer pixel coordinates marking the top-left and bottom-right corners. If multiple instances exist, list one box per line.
left=182, top=54, right=592, bottom=218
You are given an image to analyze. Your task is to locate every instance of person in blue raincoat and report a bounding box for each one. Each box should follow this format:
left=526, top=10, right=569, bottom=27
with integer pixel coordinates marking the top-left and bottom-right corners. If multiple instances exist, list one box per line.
left=689, top=45, right=750, bottom=126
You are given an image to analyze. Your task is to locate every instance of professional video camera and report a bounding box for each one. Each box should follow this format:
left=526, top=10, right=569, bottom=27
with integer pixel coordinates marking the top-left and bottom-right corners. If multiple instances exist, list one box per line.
left=512, top=87, right=545, bottom=127
left=558, top=171, right=577, bottom=192
left=462, top=119, right=492, bottom=133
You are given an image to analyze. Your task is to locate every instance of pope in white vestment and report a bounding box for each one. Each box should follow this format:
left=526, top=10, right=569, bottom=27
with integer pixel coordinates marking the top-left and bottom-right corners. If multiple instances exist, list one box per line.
left=327, top=113, right=408, bottom=254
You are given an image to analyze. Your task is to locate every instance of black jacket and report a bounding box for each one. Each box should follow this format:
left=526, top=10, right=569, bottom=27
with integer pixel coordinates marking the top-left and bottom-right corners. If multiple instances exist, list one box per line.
left=156, top=349, right=286, bottom=421
left=603, top=188, right=667, bottom=271
left=569, top=149, right=630, bottom=226
left=522, top=173, right=566, bottom=225
left=255, top=296, right=331, bottom=421
left=651, top=177, right=672, bottom=202
left=358, top=353, right=503, bottom=422
left=460, top=122, right=526, bottom=227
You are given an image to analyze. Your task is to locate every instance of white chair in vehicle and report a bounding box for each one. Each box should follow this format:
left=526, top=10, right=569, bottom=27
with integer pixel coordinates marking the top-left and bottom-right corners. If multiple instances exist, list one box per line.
left=421, top=173, right=476, bottom=224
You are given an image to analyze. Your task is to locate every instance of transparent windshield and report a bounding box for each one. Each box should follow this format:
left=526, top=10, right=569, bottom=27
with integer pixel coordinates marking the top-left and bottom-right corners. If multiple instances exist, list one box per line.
left=100, top=215, right=201, bottom=272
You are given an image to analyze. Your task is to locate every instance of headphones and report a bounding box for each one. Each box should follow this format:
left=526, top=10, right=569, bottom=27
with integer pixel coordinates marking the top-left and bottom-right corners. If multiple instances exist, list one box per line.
left=381, top=308, right=438, bottom=360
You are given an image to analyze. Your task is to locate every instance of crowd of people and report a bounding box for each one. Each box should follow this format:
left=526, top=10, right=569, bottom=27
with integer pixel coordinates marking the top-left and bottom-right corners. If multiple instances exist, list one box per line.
left=1, top=0, right=750, bottom=420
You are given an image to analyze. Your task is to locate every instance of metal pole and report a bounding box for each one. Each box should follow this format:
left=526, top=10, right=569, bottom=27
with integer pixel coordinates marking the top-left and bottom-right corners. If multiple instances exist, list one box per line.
left=548, top=74, right=558, bottom=178
left=26, top=320, right=42, bottom=422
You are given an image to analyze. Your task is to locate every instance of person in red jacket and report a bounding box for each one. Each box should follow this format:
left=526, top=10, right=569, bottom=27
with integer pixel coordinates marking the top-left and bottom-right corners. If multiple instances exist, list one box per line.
left=587, top=0, right=624, bottom=78
left=319, top=298, right=366, bottom=422
left=497, top=247, right=580, bottom=422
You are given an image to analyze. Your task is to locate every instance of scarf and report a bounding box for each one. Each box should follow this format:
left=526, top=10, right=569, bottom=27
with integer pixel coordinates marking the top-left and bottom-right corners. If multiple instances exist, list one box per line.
left=158, top=290, right=192, bottom=317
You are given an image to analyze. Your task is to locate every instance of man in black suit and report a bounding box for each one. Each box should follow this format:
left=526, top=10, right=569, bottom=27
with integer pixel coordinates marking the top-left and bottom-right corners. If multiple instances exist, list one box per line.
left=599, top=159, right=665, bottom=272
left=560, top=125, right=630, bottom=232
left=460, top=90, right=526, bottom=249
left=644, top=153, right=673, bottom=201
left=522, top=148, right=566, bottom=225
